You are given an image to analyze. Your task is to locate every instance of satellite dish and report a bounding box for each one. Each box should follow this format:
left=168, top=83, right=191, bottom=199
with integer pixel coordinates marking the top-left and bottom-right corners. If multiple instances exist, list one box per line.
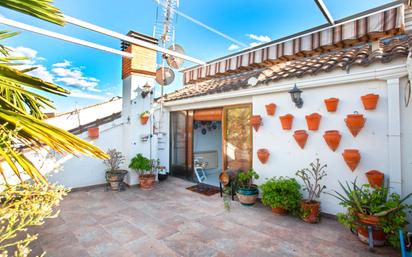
left=155, top=67, right=175, bottom=86
left=165, top=44, right=185, bottom=69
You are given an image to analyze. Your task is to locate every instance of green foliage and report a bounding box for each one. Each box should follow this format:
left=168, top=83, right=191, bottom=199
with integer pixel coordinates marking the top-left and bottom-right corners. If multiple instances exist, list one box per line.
left=260, top=177, right=301, bottom=212
left=235, top=169, right=259, bottom=189
left=140, top=111, right=150, bottom=118
left=129, top=154, right=152, bottom=175
left=295, top=158, right=327, bottom=202
left=330, top=180, right=412, bottom=248
left=0, top=183, right=69, bottom=257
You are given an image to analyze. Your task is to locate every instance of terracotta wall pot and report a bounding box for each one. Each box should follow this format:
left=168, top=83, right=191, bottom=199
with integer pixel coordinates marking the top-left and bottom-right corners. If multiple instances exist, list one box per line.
left=361, top=94, right=379, bottom=110
left=279, top=114, right=294, bottom=130
left=293, top=130, right=308, bottom=149
left=272, top=207, right=287, bottom=215
left=345, top=113, right=365, bottom=137
left=87, top=127, right=99, bottom=139
left=250, top=115, right=262, bottom=132
left=301, top=200, right=321, bottom=223
left=324, top=97, right=339, bottom=112
left=323, top=130, right=341, bottom=152
left=257, top=148, right=270, bottom=164
left=140, top=115, right=149, bottom=125
left=342, top=149, right=361, bottom=171
left=265, top=103, right=277, bottom=116
left=365, top=170, right=384, bottom=188
left=139, top=174, right=155, bottom=189
left=305, top=113, right=322, bottom=131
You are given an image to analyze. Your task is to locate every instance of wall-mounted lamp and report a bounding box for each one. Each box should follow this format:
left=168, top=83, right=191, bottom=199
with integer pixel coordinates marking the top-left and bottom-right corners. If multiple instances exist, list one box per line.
left=289, top=84, right=303, bottom=108
left=141, top=82, right=153, bottom=98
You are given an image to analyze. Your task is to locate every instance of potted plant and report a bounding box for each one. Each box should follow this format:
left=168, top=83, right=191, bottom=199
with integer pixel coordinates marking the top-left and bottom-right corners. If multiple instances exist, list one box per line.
left=140, top=111, right=150, bottom=125
left=103, top=149, right=128, bottom=191
left=129, top=154, right=155, bottom=189
left=157, top=166, right=168, bottom=181
left=260, top=177, right=301, bottom=215
left=330, top=180, right=412, bottom=248
left=235, top=169, right=259, bottom=206
left=295, top=159, right=327, bottom=223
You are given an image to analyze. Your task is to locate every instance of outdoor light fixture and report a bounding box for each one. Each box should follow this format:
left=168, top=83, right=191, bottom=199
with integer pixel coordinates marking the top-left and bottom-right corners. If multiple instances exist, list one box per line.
left=289, top=84, right=303, bottom=108
left=141, top=82, right=153, bottom=98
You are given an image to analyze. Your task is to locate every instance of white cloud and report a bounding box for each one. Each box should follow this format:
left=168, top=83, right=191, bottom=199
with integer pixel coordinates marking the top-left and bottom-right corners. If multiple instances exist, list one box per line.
left=52, top=64, right=100, bottom=92
left=27, top=65, right=54, bottom=83
left=246, top=34, right=271, bottom=43
left=227, top=44, right=240, bottom=51
left=53, top=60, right=71, bottom=68
left=249, top=42, right=262, bottom=47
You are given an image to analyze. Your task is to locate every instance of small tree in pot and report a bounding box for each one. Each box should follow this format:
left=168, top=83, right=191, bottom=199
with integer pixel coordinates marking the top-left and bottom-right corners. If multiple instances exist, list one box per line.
left=104, top=149, right=128, bottom=191
left=295, top=158, right=327, bottom=223
left=235, top=169, right=259, bottom=206
left=260, top=177, right=301, bottom=215
left=129, top=154, right=154, bottom=190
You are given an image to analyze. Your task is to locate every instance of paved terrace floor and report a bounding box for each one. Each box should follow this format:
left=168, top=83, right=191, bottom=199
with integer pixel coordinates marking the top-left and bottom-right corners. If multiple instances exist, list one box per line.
left=28, top=177, right=400, bottom=257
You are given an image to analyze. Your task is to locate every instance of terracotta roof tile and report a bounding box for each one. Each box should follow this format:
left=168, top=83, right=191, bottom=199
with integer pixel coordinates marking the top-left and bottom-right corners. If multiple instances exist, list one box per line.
left=163, top=35, right=410, bottom=102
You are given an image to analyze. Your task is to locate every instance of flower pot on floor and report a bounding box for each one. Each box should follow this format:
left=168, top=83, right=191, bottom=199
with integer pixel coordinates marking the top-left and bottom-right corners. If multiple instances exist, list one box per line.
left=106, top=170, right=127, bottom=191
left=356, top=213, right=385, bottom=246
left=139, top=174, right=156, bottom=189
left=361, top=94, right=379, bottom=110
left=88, top=127, right=99, bottom=139
left=342, top=149, right=361, bottom=171
left=293, top=130, right=308, bottom=149
left=365, top=170, right=384, bottom=188
left=265, top=103, right=277, bottom=116
left=279, top=114, right=294, bottom=130
left=257, top=149, right=270, bottom=164
left=236, top=186, right=259, bottom=206
left=271, top=207, right=287, bottom=215
left=323, top=130, right=341, bottom=152
left=300, top=200, right=321, bottom=223
left=324, top=97, right=339, bottom=112
left=345, top=113, right=365, bottom=137
left=158, top=173, right=168, bottom=181
left=305, top=113, right=322, bottom=131
left=250, top=115, right=262, bottom=132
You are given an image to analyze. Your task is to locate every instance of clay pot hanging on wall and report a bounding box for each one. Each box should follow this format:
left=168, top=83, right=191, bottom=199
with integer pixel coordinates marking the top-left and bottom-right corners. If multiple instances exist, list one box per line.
left=342, top=149, right=361, bottom=171
left=257, top=149, right=270, bottom=164
left=250, top=115, right=262, bottom=132
left=324, top=97, right=339, bottom=112
left=361, top=94, right=379, bottom=110
left=323, top=130, right=341, bottom=152
left=345, top=113, right=365, bottom=137
left=305, top=113, right=322, bottom=131
left=365, top=170, right=384, bottom=188
left=265, top=103, right=277, bottom=116
left=88, top=127, right=99, bottom=139
left=279, top=114, right=294, bottom=130
left=293, top=130, right=308, bottom=149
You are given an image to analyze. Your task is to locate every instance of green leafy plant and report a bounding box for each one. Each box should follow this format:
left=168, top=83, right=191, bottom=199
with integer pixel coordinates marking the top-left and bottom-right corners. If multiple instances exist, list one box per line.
left=295, top=158, right=327, bottom=202
left=140, top=111, right=150, bottom=118
left=330, top=180, right=412, bottom=248
left=260, top=177, right=301, bottom=212
left=235, top=169, right=259, bottom=189
left=129, top=154, right=153, bottom=175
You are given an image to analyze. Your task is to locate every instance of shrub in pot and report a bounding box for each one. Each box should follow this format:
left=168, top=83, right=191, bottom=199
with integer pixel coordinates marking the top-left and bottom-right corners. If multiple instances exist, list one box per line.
left=330, top=180, right=412, bottom=248
left=235, top=169, right=259, bottom=206
left=260, top=177, right=301, bottom=215
left=295, top=159, right=327, bottom=223
left=157, top=166, right=168, bottom=181
left=129, top=154, right=155, bottom=190
left=104, top=149, right=128, bottom=191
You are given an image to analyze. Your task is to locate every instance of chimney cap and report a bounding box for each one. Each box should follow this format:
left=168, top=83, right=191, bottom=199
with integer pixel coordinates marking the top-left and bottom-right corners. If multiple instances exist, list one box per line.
left=121, top=31, right=158, bottom=50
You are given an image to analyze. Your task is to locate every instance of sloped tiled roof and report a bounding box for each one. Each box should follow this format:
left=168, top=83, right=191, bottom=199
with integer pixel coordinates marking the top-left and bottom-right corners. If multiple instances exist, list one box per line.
left=164, top=35, right=410, bottom=102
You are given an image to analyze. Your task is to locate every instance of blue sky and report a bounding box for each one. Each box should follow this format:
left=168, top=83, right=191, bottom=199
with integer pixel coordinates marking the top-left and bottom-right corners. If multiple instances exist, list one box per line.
left=0, top=0, right=393, bottom=112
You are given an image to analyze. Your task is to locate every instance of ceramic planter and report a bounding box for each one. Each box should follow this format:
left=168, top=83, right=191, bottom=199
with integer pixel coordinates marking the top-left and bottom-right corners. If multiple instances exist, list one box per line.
left=250, top=115, right=262, bottom=132
left=236, top=186, right=259, bottom=206
left=305, top=113, right=322, bottom=131
left=323, top=130, right=341, bottom=151
left=87, top=127, right=99, bottom=139
left=293, top=130, right=308, bottom=149
left=219, top=171, right=230, bottom=186
left=324, top=97, right=339, bottom=112
left=106, top=170, right=127, bottom=191
left=139, top=174, right=155, bottom=189
left=365, top=170, right=384, bottom=188
left=265, top=103, right=277, bottom=116
left=342, top=149, right=361, bottom=171
left=140, top=115, right=150, bottom=125
left=279, top=114, right=294, bottom=130
left=271, top=207, right=287, bottom=215
left=301, top=200, right=321, bottom=223
left=356, top=213, right=385, bottom=246
left=345, top=113, right=365, bottom=137
left=158, top=173, right=168, bottom=181
left=361, top=94, right=379, bottom=110
left=257, top=149, right=270, bottom=164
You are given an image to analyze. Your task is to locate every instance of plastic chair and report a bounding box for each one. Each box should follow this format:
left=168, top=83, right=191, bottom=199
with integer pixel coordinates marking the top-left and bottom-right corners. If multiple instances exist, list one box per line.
left=400, top=229, right=412, bottom=257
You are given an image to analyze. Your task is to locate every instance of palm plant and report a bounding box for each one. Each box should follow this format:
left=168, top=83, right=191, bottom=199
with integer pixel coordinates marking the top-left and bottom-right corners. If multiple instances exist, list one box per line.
left=0, top=0, right=108, bottom=185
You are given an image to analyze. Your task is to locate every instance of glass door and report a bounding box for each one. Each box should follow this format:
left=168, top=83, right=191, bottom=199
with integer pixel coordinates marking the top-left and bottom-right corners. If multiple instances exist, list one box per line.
left=222, top=104, right=252, bottom=173
left=170, top=111, right=193, bottom=178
